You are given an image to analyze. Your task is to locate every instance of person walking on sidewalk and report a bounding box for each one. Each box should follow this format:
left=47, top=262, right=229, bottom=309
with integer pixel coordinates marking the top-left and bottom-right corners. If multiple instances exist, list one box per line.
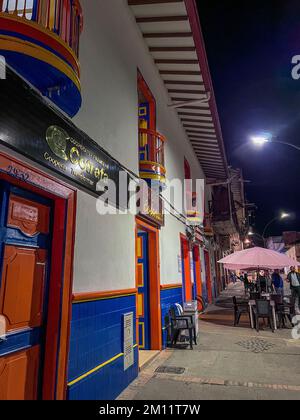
left=287, top=266, right=300, bottom=313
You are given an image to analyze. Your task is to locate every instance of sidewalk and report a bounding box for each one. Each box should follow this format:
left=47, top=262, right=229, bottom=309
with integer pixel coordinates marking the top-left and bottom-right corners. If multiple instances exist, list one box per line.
left=118, top=283, right=300, bottom=400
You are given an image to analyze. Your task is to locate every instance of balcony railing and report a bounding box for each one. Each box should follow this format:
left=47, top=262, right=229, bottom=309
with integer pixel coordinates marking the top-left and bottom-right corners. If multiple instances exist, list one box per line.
left=186, top=191, right=202, bottom=225
left=0, top=0, right=83, bottom=116
left=1, top=0, right=83, bottom=56
left=139, top=128, right=166, bottom=186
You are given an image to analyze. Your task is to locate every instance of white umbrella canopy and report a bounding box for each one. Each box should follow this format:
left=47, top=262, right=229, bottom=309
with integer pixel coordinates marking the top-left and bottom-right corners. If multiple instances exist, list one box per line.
left=218, top=247, right=300, bottom=270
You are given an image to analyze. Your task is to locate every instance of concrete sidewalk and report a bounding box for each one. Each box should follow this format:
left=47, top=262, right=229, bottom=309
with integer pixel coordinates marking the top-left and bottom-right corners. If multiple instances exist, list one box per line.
left=118, top=283, right=300, bottom=400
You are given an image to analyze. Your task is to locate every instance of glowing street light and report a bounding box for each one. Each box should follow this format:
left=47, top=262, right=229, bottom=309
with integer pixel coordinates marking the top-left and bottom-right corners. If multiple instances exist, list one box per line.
left=251, top=135, right=270, bottom=146
left=262, top=212, right=291, bottom=239
left=280, top=212, right=290, bottom=219
left=250, top=132, right=300, bottom=151
left=247, top=212, right=291, bottom=248
left=248, top=227, right=254, bottom=236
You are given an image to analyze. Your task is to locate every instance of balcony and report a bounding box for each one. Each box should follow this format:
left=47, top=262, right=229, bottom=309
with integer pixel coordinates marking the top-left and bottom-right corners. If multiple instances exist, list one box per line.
left=210, top=185, right=239, bottom=236
left=0, top=0, right=83, bottom=116
left=139, top=128, right=166, bottom=187
left=203, top=213, right=214, bottom=237
left=186, top=192, right=202, bottom=226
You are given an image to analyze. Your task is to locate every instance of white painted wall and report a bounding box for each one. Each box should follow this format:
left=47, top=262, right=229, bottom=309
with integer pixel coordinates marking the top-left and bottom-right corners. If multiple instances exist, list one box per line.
left=4, top=0, right=203, bottom=294
left=69, top=0, right=210, bottom=292
left=73, top=192, right=136, bottom=292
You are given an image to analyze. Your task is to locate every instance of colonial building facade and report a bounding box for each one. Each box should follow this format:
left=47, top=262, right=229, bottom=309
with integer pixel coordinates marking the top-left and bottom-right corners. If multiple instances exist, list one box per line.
left=0, top=0, right=246, bottom=400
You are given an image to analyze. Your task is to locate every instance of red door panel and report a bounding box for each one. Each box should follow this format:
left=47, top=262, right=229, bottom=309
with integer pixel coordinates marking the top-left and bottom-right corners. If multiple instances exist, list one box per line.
left=193, top=246, right=203, bottom=308
left=204, top=250, right=212, bottom=303
left=0, top=184, right=52, bottom=400
left=181, top=237, right=192, bottom=301
left=0, top=246, right=47, bottom=332
left=0, top=346, right=40, bottom=400
left=7, top=194, right=50, bottom=237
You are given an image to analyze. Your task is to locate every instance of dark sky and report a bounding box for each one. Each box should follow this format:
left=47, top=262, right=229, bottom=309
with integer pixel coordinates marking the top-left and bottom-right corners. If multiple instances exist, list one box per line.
left=198, top=0, right=300, bottom=236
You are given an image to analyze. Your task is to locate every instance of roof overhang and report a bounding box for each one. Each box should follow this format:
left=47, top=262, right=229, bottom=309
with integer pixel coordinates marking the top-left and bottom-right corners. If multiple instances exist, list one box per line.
left=128, top=0, right=228, bottom=180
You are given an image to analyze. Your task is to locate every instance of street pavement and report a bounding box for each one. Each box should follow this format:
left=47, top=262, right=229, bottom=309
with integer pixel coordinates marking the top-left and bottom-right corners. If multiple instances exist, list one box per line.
left=118, top=282, right=300, bottom=400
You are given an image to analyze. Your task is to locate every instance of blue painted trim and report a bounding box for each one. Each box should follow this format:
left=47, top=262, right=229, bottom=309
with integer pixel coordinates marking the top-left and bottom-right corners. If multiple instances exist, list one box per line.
left=137, top=231, right=150, bottom=349
left=0, top=51, right=81, bottom=117
left=160, top=287, right=183, bottom=349
left=68, top=294, right=138, bottom=400
left=0, top=328, right=41, bottom=357
left=68, top=347, right=139, bottom=401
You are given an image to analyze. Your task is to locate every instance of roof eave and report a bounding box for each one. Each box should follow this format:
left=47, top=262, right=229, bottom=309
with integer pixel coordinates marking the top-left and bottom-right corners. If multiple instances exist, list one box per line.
left=184, top=0, right=229, bottom=179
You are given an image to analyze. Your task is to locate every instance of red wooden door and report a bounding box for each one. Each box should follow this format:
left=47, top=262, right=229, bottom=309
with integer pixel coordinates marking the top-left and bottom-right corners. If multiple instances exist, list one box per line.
left=181, top=236, right=192, bottom=302
left=204, top=250, right=212, bottom=303
left=193, top=245, right=203, bottom=308
left=0, top=184, right=52, bottom=400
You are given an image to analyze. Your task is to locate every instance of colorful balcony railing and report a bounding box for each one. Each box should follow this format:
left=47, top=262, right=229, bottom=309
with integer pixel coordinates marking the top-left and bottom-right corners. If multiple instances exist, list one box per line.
left=186, top=191, right=202, bottom=225
left=0, top=0, right=83, bottom=116
left=139, top=128, right=166, bottom=187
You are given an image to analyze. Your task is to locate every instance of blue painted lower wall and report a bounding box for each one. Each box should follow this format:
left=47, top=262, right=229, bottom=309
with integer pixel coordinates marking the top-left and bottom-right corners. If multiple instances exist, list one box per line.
left=67, top=294, right=139, bottom=400
left=160, top=286, right=183, bottom=348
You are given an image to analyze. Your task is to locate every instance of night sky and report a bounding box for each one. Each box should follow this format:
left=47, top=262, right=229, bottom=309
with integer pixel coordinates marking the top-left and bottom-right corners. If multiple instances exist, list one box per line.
left=198, top=0, right=300, bottom=236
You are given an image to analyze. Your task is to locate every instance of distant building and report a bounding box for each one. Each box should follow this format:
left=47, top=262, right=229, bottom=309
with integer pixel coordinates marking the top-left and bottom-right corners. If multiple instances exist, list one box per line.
left=283, top=232, right=300, bottom=266
left=266, top=236, right=286, bottom=253
left=266, top=232, right=300, bottom=271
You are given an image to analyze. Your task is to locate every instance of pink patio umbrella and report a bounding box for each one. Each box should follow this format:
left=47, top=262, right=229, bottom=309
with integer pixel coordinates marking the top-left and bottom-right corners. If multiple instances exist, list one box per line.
left=218, top=247, right=299, bottom=270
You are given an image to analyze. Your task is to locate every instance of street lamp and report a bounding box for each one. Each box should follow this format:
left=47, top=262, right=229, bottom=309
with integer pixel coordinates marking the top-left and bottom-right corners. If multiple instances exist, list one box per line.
left=247, top=212, right=291, bottom=247
left=250, top=133, right=300, bottom=151
left=262, top=212, right=291, bottom=239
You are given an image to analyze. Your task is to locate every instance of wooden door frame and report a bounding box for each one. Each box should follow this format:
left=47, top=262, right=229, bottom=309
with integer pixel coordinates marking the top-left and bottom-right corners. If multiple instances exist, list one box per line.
left=204, top=249, right=213, bottom=303
left=135, top=217, right=162, bottom=351
left=193, top=244, right=202, bottom=306
left=180, top=234, right=192, bottom=302
left=0, top=150, right=76, bottom=400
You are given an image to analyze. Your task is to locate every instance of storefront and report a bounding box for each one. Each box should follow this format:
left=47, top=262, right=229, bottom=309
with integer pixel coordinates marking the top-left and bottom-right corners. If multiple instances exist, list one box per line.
left=0, top=0, right=232, bottom=400
left=0, top=69, right=139, bottom=400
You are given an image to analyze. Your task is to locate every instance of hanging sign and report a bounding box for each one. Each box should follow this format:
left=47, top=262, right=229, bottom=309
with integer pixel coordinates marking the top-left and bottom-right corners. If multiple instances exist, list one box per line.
left=0, top=69, right=127, bottom=207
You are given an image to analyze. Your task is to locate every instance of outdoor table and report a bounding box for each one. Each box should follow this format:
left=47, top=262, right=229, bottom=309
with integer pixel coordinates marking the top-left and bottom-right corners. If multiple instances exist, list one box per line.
left=248, top=300, right=277, bottom=330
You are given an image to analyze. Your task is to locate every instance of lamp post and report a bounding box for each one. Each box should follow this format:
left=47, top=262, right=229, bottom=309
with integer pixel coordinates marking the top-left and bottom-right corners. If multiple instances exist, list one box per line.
left=248, top=230, right=265, bottom=247
left=248, top=212, right=290, bottom=248
left=251, top=134, right=300, bottom=152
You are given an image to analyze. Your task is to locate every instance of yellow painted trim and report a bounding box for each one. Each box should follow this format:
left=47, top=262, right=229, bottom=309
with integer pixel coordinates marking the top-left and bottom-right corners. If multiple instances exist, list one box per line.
left=73, top=292, right=136, bottom=304
left=68, top=345, right=138, bottom=387
left=137, top=293, right=144, bottom=317
left=139, top=172, right=166, bottom=183
left=161, top=284, right=183, bottom=290
left=138, top=322, right=145, bottom=349
left=137, top=236, right=143, bottom=259
left=140, top=160, right=166, bottom=172
left=0, top=12, right=79, bottom=65
left=0, top=35, right=80, bottom=90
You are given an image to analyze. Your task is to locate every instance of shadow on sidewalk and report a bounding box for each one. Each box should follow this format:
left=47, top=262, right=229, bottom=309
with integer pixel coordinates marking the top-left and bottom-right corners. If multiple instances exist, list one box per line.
left=199, top=282, right=250, bottom=329
left=199, top=309, right=250, bottom=329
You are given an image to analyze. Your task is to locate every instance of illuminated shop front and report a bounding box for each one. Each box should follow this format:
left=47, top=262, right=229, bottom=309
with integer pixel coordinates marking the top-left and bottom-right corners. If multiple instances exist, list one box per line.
left=0, top=0, right=236, bottom=400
